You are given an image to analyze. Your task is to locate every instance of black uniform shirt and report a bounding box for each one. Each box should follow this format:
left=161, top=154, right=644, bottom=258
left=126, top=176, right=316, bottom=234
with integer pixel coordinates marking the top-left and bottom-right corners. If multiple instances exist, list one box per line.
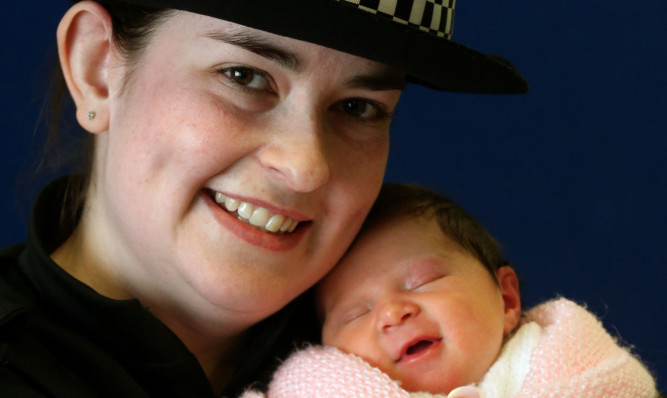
left=0, top=180, right=220, bottom=397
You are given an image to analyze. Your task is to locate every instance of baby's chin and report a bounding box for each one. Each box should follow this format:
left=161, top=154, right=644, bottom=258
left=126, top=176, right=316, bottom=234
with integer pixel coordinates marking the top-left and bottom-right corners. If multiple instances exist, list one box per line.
left=400, top=381, right=455, bottom=396
left=394, top=369, right=474, bottom=395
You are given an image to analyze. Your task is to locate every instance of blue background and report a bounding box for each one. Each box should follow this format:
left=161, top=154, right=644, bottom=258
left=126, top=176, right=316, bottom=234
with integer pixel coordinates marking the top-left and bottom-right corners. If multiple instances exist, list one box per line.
left=2, top=0, right=665, bottom=391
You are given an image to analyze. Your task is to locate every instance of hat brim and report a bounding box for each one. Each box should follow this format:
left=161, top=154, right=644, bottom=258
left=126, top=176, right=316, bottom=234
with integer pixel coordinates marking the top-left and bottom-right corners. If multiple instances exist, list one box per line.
left=102, top=0, right=529, bottom=94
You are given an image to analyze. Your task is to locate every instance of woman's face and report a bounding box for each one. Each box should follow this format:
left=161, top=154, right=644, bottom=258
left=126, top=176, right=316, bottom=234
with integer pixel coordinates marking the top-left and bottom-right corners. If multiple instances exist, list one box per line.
left=93, top=11, right=403, bottom=328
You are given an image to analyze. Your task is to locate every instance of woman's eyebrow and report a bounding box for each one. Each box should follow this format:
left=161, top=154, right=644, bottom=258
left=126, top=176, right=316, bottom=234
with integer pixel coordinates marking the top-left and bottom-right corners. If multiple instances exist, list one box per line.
left=204, top=30, right=303, bottom=72
left=203, top=29, right=404, bottom=91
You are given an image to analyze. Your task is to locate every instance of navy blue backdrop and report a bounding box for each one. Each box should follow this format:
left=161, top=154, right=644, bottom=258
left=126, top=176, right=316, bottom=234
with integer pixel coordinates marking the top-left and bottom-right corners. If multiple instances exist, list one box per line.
left=2, top=0, right=665, bottom=391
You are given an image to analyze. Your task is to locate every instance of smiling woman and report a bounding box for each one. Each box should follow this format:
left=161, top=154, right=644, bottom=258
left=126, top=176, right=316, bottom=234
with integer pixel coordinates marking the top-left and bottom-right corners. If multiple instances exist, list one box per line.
left=0, top=0, right=527, bottom=396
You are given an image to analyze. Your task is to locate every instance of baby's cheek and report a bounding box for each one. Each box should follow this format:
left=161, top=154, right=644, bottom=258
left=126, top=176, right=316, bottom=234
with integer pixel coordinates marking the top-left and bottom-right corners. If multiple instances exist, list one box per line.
left=320, top=323, right=336, bottom=346
left=322, top=322, right=384, bottom=366
left=324, top=333, right=352, bottom=353
left=338, top=339, right=376, bottom=365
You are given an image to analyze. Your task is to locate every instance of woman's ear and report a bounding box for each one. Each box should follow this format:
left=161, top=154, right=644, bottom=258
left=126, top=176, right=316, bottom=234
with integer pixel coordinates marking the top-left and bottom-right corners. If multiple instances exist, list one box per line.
left=57, top=1, right=113, bottom=133
left=496, top=266, right=522, bottom=335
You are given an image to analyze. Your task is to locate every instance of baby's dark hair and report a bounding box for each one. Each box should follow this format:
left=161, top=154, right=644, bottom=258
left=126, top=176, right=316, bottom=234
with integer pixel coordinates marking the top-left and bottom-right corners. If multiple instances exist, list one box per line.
left=360, top=183, right=512, bottom=280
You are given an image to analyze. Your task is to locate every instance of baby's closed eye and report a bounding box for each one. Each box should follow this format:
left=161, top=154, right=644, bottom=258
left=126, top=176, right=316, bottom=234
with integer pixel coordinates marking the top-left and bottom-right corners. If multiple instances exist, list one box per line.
left=405, top=271, right=446, bottom=291
left=341, top=304, right=371, bottom=324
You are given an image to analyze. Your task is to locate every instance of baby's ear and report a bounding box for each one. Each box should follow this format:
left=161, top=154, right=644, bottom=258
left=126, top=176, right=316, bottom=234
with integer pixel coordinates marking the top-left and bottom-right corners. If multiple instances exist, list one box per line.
left=57, top=1, right=114, bottom=133
left=496, top=266, right=521, bottom=335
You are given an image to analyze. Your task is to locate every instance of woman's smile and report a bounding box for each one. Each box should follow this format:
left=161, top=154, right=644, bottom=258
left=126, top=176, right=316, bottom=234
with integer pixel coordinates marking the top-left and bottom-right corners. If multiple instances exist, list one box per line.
left=208, top=189, right=302, bottom=234
left=203, top=189, right=310, bottom=251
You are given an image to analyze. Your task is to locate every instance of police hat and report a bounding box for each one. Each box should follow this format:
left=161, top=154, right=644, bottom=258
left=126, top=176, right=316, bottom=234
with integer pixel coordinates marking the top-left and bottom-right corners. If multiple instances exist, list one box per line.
left=82, top=0, right=529, bottom=94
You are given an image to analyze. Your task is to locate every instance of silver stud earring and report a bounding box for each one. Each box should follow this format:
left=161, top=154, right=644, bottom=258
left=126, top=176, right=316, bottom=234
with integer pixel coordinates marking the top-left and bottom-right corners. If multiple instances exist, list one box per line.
left=87, top=111, right=96, bottom=120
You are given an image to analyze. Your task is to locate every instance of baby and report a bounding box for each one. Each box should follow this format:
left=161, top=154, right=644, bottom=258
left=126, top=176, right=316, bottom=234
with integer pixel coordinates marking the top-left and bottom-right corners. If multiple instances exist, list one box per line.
left=243, top=183, right=658, bottom=398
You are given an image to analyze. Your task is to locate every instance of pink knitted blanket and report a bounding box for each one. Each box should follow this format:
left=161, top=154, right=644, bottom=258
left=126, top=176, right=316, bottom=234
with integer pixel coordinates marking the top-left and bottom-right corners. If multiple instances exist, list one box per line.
left=241, top=298, right=657, bottom=397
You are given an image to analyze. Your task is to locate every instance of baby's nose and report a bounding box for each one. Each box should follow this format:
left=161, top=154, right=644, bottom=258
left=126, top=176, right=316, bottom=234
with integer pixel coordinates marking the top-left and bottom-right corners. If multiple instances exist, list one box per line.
left=376, top=300, right=420, bottom=332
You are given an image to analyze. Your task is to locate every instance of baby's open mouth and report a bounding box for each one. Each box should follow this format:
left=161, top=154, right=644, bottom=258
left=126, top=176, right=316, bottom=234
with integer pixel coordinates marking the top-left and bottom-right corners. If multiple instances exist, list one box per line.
left=397, top=338, right=443, bottom=363
left=208, top=190, right=301, bottom=235
left=405, top=340, right=435, bottom=356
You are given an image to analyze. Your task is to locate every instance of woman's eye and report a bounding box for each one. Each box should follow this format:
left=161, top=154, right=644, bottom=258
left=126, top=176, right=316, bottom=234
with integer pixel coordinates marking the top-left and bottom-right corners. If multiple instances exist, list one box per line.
left=338, top=98, right=391, bottom=121
left=220, top=66, right=272, bottom=91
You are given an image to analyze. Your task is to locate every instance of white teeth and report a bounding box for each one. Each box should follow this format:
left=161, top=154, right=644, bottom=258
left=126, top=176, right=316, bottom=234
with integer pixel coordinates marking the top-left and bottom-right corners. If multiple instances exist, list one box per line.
left=281, top=218, right=298, bottom=233
left=211, top=191, right=300, bottom=234
left=214, top=192, right=227, bottom=204
left=249, top=207, right=270, bottom=227
left=237, top=202, right=254, bottom=219
left=279, top=219, right=292, bottom=233
left=265, top=214, right=285, bottom=233
left=224, top=197, right=240, bottom=212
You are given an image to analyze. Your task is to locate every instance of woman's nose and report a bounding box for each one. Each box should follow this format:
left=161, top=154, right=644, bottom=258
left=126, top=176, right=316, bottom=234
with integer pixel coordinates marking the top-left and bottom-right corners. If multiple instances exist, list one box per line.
left=376, top=300, right=420, bottom=333
left=257, top=109, right=330, bottom=193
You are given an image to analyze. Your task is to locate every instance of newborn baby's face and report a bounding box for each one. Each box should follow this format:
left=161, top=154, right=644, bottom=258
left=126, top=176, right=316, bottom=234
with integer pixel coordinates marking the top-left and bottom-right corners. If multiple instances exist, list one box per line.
left=318, top=216, right=516, bottom=394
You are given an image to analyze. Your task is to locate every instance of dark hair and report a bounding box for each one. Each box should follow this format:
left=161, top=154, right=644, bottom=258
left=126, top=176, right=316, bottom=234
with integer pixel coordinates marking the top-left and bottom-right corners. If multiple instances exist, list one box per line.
left=41, top=2, right=173, bottom=235
left=360, top=183, right=511, bottom=279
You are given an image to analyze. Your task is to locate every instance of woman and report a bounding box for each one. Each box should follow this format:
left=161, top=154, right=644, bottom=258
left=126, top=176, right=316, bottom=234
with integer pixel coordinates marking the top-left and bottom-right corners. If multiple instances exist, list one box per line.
left=0, top=0, right=527, bottom=396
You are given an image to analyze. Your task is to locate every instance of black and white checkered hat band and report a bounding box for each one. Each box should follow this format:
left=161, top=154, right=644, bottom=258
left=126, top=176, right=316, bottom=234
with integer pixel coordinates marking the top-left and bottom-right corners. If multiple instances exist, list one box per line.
left=337, top=0, right=456, bottom=39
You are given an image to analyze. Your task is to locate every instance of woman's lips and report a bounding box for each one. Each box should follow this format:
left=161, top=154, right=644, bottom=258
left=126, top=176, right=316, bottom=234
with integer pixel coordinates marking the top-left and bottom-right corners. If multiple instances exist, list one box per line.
left=209, top=189, right=302, bottom=234
left=203, top=190, right=310, bottom=252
